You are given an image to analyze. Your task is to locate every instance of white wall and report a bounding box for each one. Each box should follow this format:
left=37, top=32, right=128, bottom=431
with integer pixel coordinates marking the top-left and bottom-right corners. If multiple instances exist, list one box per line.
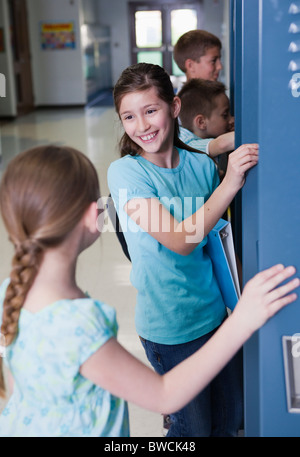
left=27, top=0, right=86, bottom=105
left=97, top=0, right=226, bottom=85
left=0, top=0, right=17, bottom=116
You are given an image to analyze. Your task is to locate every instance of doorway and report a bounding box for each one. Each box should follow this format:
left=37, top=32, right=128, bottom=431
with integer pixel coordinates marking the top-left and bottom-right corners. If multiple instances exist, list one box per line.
left=8, top=0, right=34, bottom=115
left=129, top=2, right=203, bottom=78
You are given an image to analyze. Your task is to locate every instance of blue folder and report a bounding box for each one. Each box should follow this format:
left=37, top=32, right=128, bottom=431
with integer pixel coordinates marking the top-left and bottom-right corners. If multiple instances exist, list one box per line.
left=205, top=218, right=241, bottom=311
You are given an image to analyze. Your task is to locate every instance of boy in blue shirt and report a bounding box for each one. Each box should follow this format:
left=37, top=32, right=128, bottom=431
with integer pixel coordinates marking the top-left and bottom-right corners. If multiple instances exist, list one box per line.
left=178, top=78, right=234, bottom=158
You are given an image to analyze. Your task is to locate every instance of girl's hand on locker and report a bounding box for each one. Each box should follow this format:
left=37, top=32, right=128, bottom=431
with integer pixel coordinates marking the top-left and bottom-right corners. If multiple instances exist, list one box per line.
left=223, top=143, right=259, bottom=192
left=233, top=265, right=299, bottom=336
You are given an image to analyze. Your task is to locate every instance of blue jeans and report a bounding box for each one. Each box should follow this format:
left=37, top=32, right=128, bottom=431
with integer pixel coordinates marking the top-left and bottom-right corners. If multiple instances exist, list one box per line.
left=140, top=326, right=243, bottom=437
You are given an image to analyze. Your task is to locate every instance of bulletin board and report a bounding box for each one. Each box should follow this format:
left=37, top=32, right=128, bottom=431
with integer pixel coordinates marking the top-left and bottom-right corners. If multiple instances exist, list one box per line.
left=40, top=22, right=76, bottom=50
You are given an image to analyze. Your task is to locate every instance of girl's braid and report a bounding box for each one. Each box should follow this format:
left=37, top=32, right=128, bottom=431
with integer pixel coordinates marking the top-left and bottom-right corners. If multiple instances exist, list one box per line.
left=1, top=239, right=43, bottom=346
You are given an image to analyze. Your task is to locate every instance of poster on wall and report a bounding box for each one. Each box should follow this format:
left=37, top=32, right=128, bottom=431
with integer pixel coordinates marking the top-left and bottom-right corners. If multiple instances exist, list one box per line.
left=40, top=22, right=76, bottom=50
left=0, top=28, right=4, bottom=53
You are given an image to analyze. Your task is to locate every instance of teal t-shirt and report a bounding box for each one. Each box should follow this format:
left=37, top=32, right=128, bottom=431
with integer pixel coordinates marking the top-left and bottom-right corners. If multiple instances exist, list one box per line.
left=107, top=148, right=226, bottom=345
left=0, top=279, right=129, bottom=437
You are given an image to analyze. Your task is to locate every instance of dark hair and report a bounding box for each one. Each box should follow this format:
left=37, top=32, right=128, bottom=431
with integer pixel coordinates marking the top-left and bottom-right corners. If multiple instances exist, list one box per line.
left=178, top=78, right=227, bottom=131
left=173, top=30, right=222, bottom=73
left=113, top=62, right=210, bottom=159
left=0, top=145, right=100, bottom=397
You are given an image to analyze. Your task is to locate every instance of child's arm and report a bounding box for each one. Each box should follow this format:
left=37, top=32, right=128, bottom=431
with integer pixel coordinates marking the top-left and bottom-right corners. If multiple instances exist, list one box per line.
left=125, top=143, right=258, bottom=255
left=208, top=131, right=235, bottom=157
left=80, top=265, right=299, bottom=414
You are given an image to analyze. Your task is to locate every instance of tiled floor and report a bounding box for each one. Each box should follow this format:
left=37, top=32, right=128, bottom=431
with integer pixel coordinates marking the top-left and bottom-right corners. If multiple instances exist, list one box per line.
left=0, top=106, right=163, bottom=437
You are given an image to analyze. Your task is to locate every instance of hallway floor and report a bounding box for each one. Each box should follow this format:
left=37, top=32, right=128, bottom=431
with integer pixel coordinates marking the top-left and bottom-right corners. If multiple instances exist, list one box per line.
left=0, top=106, right=163, bottom=437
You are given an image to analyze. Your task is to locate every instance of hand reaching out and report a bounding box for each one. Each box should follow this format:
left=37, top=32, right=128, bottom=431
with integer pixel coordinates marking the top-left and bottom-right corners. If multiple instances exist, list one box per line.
left=234, top=265, right=299, bottom=335
left=79, top=263, right=299, bottom=416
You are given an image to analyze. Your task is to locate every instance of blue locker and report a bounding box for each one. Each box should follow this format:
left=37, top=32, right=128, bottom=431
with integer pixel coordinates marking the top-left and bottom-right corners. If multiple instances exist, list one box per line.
left=233, top=0, right=300, bottom=436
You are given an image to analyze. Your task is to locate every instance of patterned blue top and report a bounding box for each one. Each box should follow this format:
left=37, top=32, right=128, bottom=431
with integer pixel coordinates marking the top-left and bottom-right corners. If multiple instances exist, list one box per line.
left=0, top=279, right=129, bottom=437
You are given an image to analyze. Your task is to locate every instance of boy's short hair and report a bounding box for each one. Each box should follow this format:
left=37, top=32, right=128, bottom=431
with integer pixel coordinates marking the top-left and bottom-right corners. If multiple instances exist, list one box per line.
left=178, top=78, right=226, bottom=132
left=173, top=30, right=222, bottom=73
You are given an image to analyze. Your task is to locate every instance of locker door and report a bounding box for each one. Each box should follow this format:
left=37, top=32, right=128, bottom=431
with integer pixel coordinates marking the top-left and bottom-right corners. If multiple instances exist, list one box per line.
left=234, top=0, right=300, bottom=436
